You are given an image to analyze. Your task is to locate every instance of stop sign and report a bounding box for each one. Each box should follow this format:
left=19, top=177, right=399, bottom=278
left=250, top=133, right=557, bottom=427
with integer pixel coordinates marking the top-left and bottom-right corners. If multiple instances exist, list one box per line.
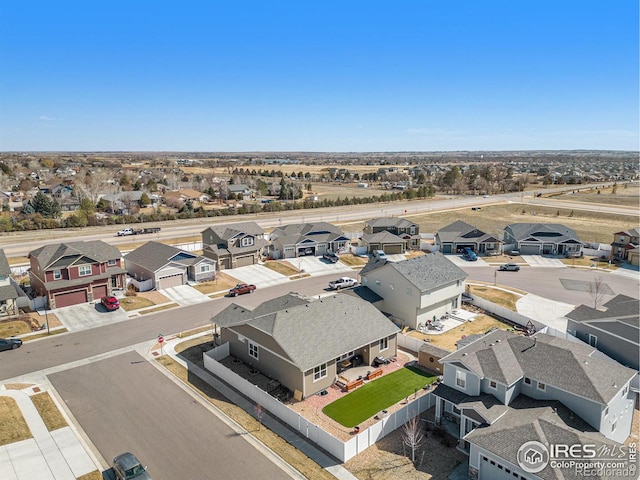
left=158, top=336, right=164, bottom=343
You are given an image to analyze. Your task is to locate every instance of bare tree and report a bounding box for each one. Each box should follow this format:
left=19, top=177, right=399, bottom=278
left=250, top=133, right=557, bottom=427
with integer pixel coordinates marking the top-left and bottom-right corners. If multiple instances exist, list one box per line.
left=402, top=416, right=425, bottom=464
left=588, top=276, right=606, bottom=309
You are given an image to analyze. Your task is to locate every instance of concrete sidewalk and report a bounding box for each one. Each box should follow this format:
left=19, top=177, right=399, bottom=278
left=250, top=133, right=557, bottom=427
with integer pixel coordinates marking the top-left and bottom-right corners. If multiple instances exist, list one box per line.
left=159, top=335, right=358, bottom=480
left=0, top=389, right=99, bottom=480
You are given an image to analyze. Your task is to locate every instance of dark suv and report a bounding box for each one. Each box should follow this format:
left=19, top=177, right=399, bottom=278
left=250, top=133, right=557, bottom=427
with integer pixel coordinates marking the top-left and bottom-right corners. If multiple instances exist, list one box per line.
left=323, top=252, right=339, bottom=263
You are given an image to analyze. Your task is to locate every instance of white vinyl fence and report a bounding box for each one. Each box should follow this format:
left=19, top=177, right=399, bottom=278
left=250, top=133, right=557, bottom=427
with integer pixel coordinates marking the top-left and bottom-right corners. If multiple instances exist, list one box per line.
left=464, top=294, right=546, bottom=333
left=202, top=346, right=434, bottom=462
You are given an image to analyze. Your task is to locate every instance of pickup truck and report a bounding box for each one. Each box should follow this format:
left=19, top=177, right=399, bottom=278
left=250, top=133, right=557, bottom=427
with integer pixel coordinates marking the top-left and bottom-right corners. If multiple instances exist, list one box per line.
left=328, top=277, right=357, bottom=290
left=229, top=283, right=256, bottom=296
left=105, top=452, right=151, bottom=480
left=323, top=252, right=339, bottom=263
left=117, top=227, right=161, bottom=236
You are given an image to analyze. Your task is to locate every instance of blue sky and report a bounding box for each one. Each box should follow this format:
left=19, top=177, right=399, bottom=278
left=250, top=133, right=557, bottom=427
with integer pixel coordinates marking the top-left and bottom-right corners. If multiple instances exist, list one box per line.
left=1, top=1, right=638, bottom=152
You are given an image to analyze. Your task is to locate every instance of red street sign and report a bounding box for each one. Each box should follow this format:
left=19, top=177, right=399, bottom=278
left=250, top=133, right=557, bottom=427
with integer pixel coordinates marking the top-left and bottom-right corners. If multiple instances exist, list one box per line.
left=158, top=336, right=164, bottom=343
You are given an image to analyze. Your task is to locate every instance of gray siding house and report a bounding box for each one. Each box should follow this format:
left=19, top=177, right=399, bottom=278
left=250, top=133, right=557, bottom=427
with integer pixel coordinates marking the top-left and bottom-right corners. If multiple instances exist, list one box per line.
left=435, top=220, right=502, bottom=255
left=212, top=293, right=399, bottom=399
left=268, top=222, right=349, bottom=259
left=361, top=217, right=420, bottom=253
left=125, top=241, right=216, bottom=290
left=433, top=330, right=636, bottom=479
left=0, top=248, right=20, bottom=317
left=566, top=294, right=640, bottom=370
left=503, top=223, right=583, bottom=256
left=359, top=253, right=467, bottom=329
left=202, top=222, right=266, bottom=269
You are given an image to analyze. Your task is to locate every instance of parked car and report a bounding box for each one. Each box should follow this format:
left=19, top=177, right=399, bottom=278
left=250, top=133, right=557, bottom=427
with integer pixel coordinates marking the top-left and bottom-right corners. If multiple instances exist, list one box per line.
left=101, top=295, right=120, bottom=311
left=510, top=249, right=520, bottom=255
left=0, top=337, right=22, bottom=352
left=328, top=277, right=358, bottom=290
left=499, top=263, right=520, bottom=271
left=372, top=250, right=387, bottom=259
left=299, top=248, right=314, bottom=256
left=323, top=252, right=339, bottom=263
left=463, top=247, right=478, bottom=261
left=111, top=452, right=151, bottom=480
left=229, top=283, right=256, bottom=296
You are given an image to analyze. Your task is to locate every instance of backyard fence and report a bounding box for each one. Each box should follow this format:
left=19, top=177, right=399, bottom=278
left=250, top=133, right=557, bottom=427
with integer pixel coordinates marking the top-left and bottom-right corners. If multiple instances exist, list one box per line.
left=463, top=294, right=546, bottom=333
left=202, top=345, right=435, bottom=462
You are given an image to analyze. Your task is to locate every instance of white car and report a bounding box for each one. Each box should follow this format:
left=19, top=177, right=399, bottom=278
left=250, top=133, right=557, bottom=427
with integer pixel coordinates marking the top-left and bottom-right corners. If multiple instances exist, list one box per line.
left=328, top=277, right=358, bottom=290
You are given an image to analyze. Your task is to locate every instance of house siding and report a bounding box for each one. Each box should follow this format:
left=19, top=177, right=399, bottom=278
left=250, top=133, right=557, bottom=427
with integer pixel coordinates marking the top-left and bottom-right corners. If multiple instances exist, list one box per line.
left=601, top=380, right=635, bottom=443
left=568, top=320, right=639, bottom=370
left=444, top=364, right=481, bottom=396
left=481, top=378, right=506, bottom=404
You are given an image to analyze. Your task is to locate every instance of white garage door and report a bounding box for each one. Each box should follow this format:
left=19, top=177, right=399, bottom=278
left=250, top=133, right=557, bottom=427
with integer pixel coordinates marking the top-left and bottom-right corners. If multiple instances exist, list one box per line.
left=158, top=273, right=184, bottom=290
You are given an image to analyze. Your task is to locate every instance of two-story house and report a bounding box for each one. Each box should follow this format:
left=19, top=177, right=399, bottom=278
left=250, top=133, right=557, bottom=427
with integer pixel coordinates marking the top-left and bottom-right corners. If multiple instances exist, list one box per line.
left=359, top=252, right=467, bottom=329
left=433, top=330, right=636, bottom=479
left=360, top=217, right=420, bottom=254
left=228, top=184, right=254, bottom=201
left=435, top=220, right=502, bottom=255
left=28, top=241, right=126, bottom=308
left=503, top=223, right=583, bottom=257
left=566, top=294, right=639, bottom=370
left=611, top=228, right=639, bottom=265
left=268, top=222, right=349, bottom=259
left=211, top=292, right=399, bottom=399
left=0, top=249, right=20, bottom=316
left=202, top=222, right=266, bottom=269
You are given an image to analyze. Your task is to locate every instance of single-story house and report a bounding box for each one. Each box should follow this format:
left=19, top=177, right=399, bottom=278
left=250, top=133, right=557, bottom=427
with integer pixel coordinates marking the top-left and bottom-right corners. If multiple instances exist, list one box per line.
left=125, top=241, right=216, bottom=291
left=268, top=222, right=349, bottom=259
left=503, top=223, right=584, bottom=256
left=435, top=220, right=502, bottom=255
left=212, top=292, right=400, bottom=398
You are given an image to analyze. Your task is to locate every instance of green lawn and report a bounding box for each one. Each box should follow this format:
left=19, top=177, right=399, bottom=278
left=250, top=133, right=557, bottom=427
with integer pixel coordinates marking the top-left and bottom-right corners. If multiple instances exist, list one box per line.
left=322, top=366, right=436, bottom=428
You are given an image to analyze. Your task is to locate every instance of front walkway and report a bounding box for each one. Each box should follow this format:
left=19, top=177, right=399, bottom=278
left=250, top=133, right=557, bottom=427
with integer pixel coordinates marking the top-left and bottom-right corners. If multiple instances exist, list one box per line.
left=0, top=388, right=99, bottom=480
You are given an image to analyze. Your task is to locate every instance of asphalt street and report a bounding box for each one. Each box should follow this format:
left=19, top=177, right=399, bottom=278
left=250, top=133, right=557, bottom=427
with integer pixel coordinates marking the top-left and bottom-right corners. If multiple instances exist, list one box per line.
left=48, top=351, right=293, bottom=480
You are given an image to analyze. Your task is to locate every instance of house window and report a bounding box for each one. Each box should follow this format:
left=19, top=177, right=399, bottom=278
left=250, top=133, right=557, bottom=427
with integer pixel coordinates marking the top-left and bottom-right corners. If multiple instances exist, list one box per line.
left=200, top=264, right=211, bottom=273
left=456, top=370, right=466, bottom=389
left=379, top=337, right=388, bottom=351
left=604, top=406, right=609, bottom=417
left=78, top=265, right=92, bottom=276
left=524, top=377, right=531, bottom=385
left=248, top=341, right=259, bottom=360
left=538, top=382, right=546, bottom=391
left=241, top=237, right=254, bottom=247
left=490, top=380, right=497, bottom=389
left=410, top=227, right=416, bottom=234
left=108, top=259, right=117, bottom=266
left=612, top=420, right=617, bottom=432
left=588, top=334, right=597, bottom=347
left=53, top=270, right=62, bottom=280
left=313, top=363, right=327, bottom=381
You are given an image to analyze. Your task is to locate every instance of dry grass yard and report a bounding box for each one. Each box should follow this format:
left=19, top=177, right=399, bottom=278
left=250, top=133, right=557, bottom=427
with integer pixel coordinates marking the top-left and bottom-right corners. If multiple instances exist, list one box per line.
left=193, top=272, right=240, bottom=294
left=262, top=260, right=301, bottom=276
left=31, top=392, right=68, bottom=432
left=550, top=184, right=639, bottom=207
left=0, top=396, right=31, bottom=446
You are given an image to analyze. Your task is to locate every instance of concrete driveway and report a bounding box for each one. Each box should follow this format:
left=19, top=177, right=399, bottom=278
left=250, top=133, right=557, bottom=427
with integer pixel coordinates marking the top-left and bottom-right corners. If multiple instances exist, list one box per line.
left=516, top=293, right=575, bottom=332
left=445, top=254, right=490, bottom=267
left=285, top=256, right=353, bottom=276
left=521, top=255, right=566, bottom=268
left=229, top=264, right=290, bottom=288
left=52, top=301, right=129, bottom=331
left=161, top=285, right=211, bottom=306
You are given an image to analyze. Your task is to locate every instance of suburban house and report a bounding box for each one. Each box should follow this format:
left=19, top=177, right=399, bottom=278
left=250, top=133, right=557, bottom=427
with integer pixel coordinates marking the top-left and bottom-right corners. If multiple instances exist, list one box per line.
left=202, top=221, right=266, bottom=269
left=360, top=217, right=420, bottom=253
left=566, top=294, right=640, bottom=370
left=0, top=249, right=20, bottom=317
left=99, top=191, right=146, bottom=214
left=162, top=188, right=210, bottom=206
left=124, top=241, right=216, bottom=291
left=211, top=292, right=400, bottom=399
left=359, top=252, right=468, bottom=329
left=432, top=329, right=636, bottom=479
left=28, top=241, right=126, bottom=308
left=611, top=228, right=640, bottom=264
left=503, top=223, right=584, bottom=256
left=228, top=184, right=253, bottom=201
left=268, top=222, right=350, bottom=259
left=435, top=220, right=502, bottom=255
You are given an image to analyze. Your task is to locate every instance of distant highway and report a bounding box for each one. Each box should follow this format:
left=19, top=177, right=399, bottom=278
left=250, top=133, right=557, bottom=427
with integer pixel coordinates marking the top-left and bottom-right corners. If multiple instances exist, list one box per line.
left=0, top=182, right=633, bottom=259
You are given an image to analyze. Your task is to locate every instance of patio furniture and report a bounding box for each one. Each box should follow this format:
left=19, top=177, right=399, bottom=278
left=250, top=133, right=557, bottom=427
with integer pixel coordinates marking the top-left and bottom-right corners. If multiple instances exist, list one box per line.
left=367, top=368, right=383, bottom=380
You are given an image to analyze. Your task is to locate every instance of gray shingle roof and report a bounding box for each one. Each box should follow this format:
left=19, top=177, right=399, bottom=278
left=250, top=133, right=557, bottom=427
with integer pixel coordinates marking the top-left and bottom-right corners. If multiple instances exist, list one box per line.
left=505, top=223, right=580, bottom=242
left=566, top=294, right=639, bottom=321
left=29, top=241, right=122, bottom=268
left=0, top=249, right=10, bottom=276
left=125, top=241, right=211, bottom=272
left=365, top=217, right=417, bottom=228
left=465, top=397, right=622, bottom=480
left=215, top=292, right=399, bottom=371
left=270, top=222, right=346, bottom=246
left=442, top=330, right=636, bottom=404
left=384, top=252, right=468, bottom=292
left=0, top=284, right=19, bottom=302
left=359, top=257, right=388, bottom=276
left=202, top=221, right=265, bottom=242
left=361, top=231, right=405, bottom=244
left=436, top=220, right=500, bottom=244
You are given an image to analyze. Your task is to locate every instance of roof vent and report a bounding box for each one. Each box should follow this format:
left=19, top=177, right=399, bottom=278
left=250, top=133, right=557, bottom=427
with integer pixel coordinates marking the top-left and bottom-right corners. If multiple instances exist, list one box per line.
left=495, top=339, right=501, bottom=343
left=489, top=343, right=494, bottom=346
left=462, top=353, right=468, bottom=356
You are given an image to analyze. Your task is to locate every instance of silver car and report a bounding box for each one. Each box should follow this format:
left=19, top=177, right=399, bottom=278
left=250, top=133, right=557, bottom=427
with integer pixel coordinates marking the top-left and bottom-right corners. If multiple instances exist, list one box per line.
left=499, top=263, right=520, bottom=271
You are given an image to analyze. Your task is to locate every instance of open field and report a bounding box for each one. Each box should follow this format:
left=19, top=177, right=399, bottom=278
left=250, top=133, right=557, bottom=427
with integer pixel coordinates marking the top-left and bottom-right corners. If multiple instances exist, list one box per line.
left=549, top=184, right=639, bottom=207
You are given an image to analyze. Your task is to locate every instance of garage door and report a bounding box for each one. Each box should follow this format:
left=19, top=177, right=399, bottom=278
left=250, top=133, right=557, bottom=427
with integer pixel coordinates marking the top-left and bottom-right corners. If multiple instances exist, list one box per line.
left=442, top=244, right=452, bottom=254
left=158, top=273, right=184, bottom=290
left=54, top=290, right=88, bottom=308
left=520, top=244, right=540, bottom=255
left=93, top=285, right=107, bottom=300
left=234, top=255, right=255, bottom=267
left=384, top=244, right=404, bottom=254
